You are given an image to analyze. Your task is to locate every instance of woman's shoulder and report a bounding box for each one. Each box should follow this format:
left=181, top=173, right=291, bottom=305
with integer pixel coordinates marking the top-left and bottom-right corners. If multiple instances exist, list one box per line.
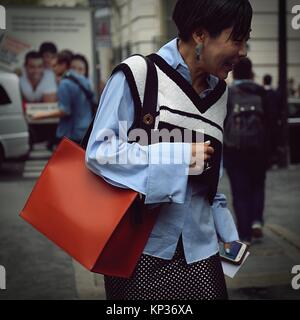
left=112, top=54, right=148, bottom=79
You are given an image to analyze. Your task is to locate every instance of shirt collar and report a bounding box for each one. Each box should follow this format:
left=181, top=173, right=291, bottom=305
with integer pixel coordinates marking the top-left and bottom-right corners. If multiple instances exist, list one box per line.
left=157, top=38, right=185, bottom=70
left=157, top=38, right=219, bottom=92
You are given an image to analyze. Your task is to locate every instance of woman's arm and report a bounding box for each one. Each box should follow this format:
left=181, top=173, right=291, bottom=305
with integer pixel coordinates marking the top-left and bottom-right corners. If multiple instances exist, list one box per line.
left=85, top=71, right=192, bottom=205
left=211, top=163, right=239, bottom=243
left=31, top=80, right=69, bottom=120
left=31, top=109, right=66, bottom=120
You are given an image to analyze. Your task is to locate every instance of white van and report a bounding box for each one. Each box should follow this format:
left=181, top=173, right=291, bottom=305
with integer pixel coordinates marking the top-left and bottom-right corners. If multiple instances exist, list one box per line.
left=0, top=72, right=30, bottom=166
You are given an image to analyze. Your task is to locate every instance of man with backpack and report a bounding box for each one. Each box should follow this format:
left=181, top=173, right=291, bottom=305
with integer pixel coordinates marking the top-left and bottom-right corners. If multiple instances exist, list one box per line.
left=224, top=58, right=272, bottom=244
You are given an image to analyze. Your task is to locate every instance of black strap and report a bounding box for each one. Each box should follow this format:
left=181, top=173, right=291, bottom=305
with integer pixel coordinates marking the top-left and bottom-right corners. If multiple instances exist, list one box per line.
left=64, top=74, right=95, bottom=107
left=80, top=55, right=158, bottom=150
left=138, top=55, right=158, bottom=140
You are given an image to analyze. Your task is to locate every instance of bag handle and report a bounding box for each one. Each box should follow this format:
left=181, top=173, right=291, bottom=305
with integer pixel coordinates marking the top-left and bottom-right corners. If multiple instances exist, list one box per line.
left=138, top=55, right=158, bottom=140
left=80, top=55, right=158, bottom=150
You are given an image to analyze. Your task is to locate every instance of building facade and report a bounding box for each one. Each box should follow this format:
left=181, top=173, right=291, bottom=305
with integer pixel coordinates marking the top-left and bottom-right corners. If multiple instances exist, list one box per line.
left=110, top=0, right=300, bottom=88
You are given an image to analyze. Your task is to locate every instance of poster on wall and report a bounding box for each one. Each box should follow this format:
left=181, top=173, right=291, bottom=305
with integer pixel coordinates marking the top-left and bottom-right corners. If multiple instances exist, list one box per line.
left=1, top=6, right=95, bottom=84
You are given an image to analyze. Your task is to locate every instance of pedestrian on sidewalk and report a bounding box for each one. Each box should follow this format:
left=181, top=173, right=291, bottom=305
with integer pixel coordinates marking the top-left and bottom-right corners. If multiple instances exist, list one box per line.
left=86, top=0, right=253, bottom=300
left=224, top=58, right=272, bottom=244
left=263, top=74, right=282, bottom=168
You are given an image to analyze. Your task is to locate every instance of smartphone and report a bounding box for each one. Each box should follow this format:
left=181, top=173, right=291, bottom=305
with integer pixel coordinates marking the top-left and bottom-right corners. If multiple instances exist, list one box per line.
left=219, top=241, right=248, bottom=265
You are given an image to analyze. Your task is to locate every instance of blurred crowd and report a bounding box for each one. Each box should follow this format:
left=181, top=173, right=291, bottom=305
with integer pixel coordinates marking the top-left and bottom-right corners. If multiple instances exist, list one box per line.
left=17, top=42, right=100, bottom=149
left=17, top=42, right=94, bottom=104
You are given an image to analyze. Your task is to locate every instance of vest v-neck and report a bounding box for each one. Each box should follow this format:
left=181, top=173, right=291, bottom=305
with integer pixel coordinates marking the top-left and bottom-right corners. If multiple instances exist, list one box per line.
left=148, top=53, right=227, bottom=114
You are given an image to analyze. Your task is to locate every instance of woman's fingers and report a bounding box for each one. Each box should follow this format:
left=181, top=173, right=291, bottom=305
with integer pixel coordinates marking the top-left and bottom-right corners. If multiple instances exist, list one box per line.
left=204, top=145, right=214, bottom=161
left=189, top=142, right=215, bottom=175
left=191, top=143, right=215, bottom=163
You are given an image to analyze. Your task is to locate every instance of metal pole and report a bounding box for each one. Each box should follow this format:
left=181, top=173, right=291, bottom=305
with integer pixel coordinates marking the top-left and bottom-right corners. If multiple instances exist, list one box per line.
left=278, top=0, right=289, bottom=167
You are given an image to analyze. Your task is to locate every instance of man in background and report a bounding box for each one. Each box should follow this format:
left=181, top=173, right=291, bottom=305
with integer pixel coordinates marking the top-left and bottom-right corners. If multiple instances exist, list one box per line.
left=224, top=58, right=273, bottom=244
left=263, top=74, right=282, bottom=168
left=20, top=51, right=57, bottom=103
left=39, top=42, right=57, bottom=70
left=52, top=49, right=73, bottom=84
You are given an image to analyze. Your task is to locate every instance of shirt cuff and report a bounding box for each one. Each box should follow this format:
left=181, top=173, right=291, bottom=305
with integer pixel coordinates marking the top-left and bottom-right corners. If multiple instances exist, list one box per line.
left=211, top=194, right=239, bottom=243
left=144, top=143, right=191, bottom=204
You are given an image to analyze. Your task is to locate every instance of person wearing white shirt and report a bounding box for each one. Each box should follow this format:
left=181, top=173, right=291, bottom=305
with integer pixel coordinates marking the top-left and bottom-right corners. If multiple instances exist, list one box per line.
left=20, top=51, right=57, bottom=103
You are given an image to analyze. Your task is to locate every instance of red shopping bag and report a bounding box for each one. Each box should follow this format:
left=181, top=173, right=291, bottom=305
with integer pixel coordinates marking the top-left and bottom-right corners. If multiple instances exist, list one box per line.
left=20, top=138, right=158, bottom=278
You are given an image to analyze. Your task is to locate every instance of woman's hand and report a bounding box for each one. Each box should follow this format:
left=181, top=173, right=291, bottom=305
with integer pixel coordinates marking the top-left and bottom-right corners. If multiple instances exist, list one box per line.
left=189, top=141, right=214, bottom=175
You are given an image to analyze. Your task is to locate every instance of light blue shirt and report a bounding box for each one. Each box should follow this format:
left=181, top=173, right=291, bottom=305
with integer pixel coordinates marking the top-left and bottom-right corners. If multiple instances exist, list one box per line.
left=57, top=70, right=93, bottom=142
left=86, top=38, right=239, bottom=264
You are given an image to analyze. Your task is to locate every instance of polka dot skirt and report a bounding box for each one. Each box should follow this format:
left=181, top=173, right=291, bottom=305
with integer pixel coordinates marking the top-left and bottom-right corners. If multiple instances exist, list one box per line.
left=104, top=237, right=228, bottom=300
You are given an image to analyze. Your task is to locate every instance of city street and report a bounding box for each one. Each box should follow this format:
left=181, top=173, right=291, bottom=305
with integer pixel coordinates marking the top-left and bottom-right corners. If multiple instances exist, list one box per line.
left=0, top=143, right=299, bottom=300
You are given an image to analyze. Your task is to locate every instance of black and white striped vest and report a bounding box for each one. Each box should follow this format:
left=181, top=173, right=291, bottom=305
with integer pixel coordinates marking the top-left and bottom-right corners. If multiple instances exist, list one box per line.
left=112, top=54, right=228, bottom=205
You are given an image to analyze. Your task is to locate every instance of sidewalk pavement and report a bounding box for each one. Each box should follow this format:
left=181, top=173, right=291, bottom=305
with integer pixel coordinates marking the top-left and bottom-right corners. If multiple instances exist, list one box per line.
left=223, top=164, right=300, bottom=299
left=72, top=165, right=300, bottom=300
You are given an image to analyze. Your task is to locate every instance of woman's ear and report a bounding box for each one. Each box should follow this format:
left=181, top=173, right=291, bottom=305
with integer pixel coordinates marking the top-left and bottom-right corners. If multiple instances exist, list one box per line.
left=192, top=29, right=206, bottom=46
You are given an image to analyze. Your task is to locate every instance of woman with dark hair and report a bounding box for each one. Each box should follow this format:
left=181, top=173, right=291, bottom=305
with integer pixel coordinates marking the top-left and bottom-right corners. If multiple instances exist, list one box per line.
left=71, top=54, right=89, bottom=78
left=86, top=0, right=252, bottom=300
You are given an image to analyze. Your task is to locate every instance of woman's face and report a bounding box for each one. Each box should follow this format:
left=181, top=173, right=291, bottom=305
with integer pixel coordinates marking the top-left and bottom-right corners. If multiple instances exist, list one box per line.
left=201, top=27, right=249, bottom=80
left=71, top=59, right=87, bottom=77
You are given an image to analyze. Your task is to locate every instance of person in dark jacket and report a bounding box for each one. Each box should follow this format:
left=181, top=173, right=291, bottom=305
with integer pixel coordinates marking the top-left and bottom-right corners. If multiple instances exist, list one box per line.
left=224, top=58, right=272, bottom=244
left=263, top=74, right=283, bottom=167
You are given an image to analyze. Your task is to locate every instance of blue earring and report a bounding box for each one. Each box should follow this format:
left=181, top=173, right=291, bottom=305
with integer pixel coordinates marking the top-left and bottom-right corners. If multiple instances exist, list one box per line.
left=195, top=43, right=203, bottom=61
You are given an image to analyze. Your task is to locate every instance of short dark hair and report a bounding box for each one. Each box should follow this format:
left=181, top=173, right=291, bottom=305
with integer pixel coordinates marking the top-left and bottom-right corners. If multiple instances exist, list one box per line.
left=71, top=54, right=89, bottom=78
left=25, top=51, right=43, bottom=65
left=39, top=42, right=57, bottom=56
left=56, top=50, right=73, bottom=68
left=232, top=57, right=253, bottom=80
left=173, top=0, right=252, bottom=42
left=263, top=74, right=272, bottom=86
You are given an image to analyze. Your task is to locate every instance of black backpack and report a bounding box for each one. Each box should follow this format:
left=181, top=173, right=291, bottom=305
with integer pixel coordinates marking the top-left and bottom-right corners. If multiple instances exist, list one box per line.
left=224, top=85, right=266, bottom=152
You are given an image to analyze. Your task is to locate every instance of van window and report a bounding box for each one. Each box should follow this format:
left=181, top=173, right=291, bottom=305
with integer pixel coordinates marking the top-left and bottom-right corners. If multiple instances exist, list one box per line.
left=0, top=85, right=12, bottom=105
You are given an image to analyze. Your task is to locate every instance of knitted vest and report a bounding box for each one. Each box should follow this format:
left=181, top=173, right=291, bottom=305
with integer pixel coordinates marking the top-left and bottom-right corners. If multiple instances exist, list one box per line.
left=112, top=54, right=228, bottom=205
